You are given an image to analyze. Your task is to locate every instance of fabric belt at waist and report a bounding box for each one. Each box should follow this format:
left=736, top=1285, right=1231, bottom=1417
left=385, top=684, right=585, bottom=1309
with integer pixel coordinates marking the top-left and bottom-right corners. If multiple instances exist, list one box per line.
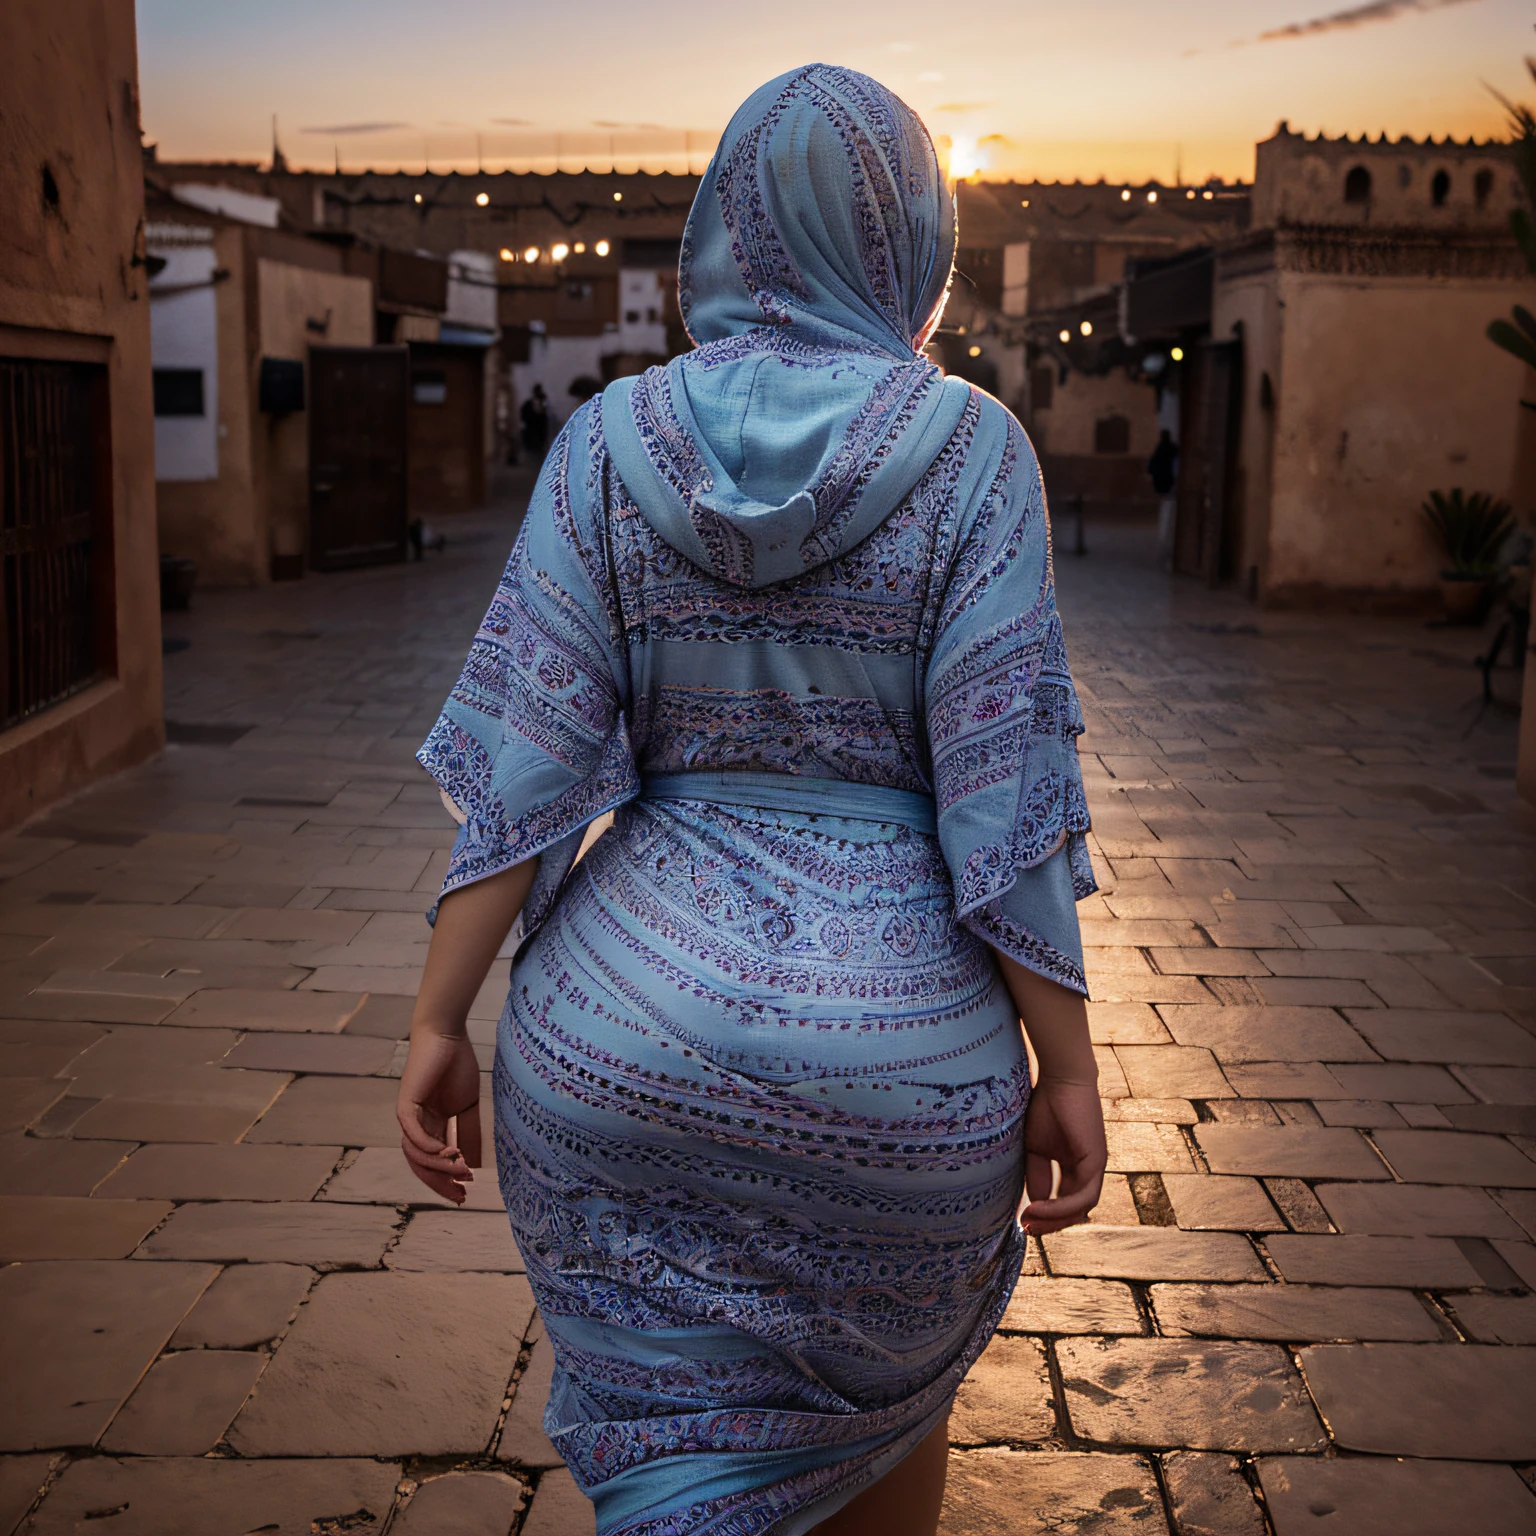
left=639, top=771, right=937, bottom=835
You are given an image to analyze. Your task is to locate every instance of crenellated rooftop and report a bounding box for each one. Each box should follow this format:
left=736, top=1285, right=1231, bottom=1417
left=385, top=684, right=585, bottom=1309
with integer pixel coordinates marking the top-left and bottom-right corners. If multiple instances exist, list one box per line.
left=1252, top=122, right=1520, bottom=231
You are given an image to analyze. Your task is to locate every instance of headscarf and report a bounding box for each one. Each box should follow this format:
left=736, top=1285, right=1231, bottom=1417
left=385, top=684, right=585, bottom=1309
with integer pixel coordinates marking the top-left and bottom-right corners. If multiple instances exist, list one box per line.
left=602, top=65, right=972, bottom=588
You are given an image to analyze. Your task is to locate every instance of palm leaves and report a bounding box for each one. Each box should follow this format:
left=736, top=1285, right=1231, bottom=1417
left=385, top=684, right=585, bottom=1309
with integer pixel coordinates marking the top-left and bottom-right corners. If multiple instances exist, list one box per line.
left=1487, top=57, right=1536, bottom=367
left=1489, top=306, right=1536, bottom=371
left=1422, top=489, right=1516, bottom=576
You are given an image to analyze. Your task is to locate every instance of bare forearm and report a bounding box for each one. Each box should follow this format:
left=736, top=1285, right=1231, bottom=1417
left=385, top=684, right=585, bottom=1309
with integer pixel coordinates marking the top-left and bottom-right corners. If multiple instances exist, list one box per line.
left=990, top=950, right=1097, bottom=1086
left=411, top=860, right=535, bottom=1040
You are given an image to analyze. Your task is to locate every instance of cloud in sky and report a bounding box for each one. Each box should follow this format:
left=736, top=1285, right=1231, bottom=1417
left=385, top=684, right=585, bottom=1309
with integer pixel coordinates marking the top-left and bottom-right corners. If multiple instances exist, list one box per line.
left=1224, top=0, right=1481, bottom=49
left=299, top=121, right=410, bottom=134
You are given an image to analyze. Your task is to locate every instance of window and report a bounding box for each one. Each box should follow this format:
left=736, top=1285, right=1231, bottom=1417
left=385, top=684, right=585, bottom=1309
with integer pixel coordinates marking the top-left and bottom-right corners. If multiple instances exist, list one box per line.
left=1343, top=166, right=1372, bottom=205
left=1, top=358, right=110, bottom=727
left=1474, top=168, right=1494, bottom=208
left=152, top=368, right=205, bottom=417
left=1093, top=414, right=1131, bottom=455
left=1431, top=169, right=1450, bottom=207
left=411, top=370, right=447, bottom=406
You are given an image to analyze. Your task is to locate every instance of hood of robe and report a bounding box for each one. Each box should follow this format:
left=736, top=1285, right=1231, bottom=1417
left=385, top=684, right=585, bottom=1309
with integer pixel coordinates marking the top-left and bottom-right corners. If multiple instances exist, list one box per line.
left=601, top=64, right=971, bottom=589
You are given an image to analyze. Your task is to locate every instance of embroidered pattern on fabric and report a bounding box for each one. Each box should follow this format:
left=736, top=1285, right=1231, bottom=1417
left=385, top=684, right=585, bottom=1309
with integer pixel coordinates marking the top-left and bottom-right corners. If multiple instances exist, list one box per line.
left=632, top=688, right=924, bottom=790
left=715, top=70, right=814, bottom=324
left=966, top=899, right=1088, bottom=995
left=492, top=793, right=1031, bottom=1534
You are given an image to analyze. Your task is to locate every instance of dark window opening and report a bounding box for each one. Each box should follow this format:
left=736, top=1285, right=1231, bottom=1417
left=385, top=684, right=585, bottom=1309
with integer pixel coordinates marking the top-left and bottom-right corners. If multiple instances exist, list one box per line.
left=1, top=357, right=111, bottom=727
left=1344, top=166, right=1372, bottom=204
left=41, top=164, right=60, bottom=211
left=258, top=357, right=304, bottom=414
left=1431, top=169, right=1450, bottom=207
left=1093, top=414, right=1131, bottom=455
left=1030, top=365, right=1055, bottom=411
left=1474, top=168, right=1494, bottom=208
left=152, top=368, right=205, bottom=417
left=411, top=369, right=448, bottom=406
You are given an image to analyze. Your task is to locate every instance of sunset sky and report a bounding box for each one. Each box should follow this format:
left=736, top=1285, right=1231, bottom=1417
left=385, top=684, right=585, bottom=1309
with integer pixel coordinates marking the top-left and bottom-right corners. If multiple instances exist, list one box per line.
left=136, top=0, right=1534, bottom=185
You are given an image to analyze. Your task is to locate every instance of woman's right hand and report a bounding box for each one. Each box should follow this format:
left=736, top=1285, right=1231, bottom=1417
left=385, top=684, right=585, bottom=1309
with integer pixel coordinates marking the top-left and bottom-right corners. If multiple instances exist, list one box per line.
left=397, top=1032, right=482, bottom=1205
left=1018, top=1077, right=1107, bottom=1235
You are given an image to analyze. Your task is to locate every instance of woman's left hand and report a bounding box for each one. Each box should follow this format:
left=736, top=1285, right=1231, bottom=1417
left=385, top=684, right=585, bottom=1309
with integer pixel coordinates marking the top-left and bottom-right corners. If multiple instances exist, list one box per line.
left=397, top=1032, right=482, bottom=1205
left=1018, top=1078, right=1107, bottom=1236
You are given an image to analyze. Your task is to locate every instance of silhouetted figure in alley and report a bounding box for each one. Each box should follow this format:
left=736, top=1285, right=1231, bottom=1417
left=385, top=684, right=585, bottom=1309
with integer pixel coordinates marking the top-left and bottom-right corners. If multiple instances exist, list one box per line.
left=1148, top=428, right=1179, bottom=570
left=520, top=384, right=551, bottom=464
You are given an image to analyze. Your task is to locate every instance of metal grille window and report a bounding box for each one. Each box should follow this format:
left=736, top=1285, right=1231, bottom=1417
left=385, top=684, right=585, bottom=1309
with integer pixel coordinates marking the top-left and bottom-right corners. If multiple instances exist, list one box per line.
left=0, top=358, right=111, bottom=728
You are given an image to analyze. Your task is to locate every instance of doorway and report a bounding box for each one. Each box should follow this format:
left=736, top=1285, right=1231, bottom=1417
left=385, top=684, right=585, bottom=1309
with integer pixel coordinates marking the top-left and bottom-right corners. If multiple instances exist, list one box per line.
left=308, top=346, right=409, bottom=571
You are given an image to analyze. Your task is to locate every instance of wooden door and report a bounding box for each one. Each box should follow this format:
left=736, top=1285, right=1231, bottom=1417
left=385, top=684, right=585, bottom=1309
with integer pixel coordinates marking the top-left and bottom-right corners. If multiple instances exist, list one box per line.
left=406, top=343, right=486, bottom=515
left=1173, top=338, right=1242, bottom=584
left=308, top=346, right=408, bottom=570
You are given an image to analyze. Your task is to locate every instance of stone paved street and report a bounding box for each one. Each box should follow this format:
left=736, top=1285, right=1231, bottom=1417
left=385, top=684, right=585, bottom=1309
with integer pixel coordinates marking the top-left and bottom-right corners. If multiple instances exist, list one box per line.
left=2, top=493, right=1535, bottom=1535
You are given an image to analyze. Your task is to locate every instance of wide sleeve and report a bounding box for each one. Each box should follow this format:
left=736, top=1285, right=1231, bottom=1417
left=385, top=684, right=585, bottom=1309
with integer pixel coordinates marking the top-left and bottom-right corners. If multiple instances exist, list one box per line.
left=417, top=400, right=639, bottom=933
left=924, top=409, right=1096, bottom=995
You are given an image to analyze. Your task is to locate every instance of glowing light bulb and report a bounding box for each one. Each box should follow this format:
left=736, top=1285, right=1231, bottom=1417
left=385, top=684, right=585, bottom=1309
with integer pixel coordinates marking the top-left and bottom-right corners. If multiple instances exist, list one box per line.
left=1120, top=188, right=1131, bottom=202
left=1147, top=190, right=1158, bottom=203
left=1170, top=346, right=1185, bottom=361
left=1202, top=189, right=1214, bottom=200
left=595, top=239, right=610, bottom=256
left=613, top=191, right=623, bottom=202
left=1186, top=189, right=1196, bottom=199
left=523, top=246, right=540, bottom=263
left=551, top=242, right=570, bottom=261
left=1079, top=320, right=1093, bottom=337
left=475, top=191, right=489, bottom=207
left=499, top=247, right=513, bottom=262
left=1058, top=329, right=1071, bottom=344
left=413, top=193, right=423, bottom=205
left=1020, top=198, right=1030, bottom=208
left=574, top=242, right=586, bottom=254
left=968, top=344, right=982, bottom=358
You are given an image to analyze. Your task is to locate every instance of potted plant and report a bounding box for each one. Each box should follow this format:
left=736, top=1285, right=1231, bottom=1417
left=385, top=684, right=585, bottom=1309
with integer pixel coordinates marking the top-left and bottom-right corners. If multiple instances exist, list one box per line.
left=1422, top=489, right=1516, bottom=623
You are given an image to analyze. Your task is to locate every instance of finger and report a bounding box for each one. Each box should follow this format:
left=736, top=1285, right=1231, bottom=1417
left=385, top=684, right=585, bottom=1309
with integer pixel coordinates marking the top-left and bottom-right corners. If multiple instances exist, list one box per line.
left=454, top=1101, right=483, bottom=1171
left=401, top=1145, right=468, bottom=1205
left=401, top=1128, right=471, bottom=1177
left=396, top=1118, right=466, bottom=1173
left=1024, top=1150, right=1057, bottom=1207
left=397, top=1100, right=445, bottom=1155
left=1021, top=1183, right=1101, bottom=1231
left=403, top=1138, right=474, bottom=1190
left=398, top=1100, right=463, bottom=1162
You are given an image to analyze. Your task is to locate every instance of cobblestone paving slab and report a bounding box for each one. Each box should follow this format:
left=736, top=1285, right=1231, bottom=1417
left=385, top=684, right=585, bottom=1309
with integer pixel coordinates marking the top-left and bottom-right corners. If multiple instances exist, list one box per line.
left=23, top=1456, right=402, bottom=1536
left=3, top=512, right=1536, bottom=1528
left=1257, top=1456, right=1536, bottom=1536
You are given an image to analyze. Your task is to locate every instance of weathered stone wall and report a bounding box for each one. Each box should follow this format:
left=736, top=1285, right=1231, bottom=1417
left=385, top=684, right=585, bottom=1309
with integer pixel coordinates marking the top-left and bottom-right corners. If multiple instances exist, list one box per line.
left=0, top=0, right=164, bottom=827
left=1258, top=271, right=1530, bottom=602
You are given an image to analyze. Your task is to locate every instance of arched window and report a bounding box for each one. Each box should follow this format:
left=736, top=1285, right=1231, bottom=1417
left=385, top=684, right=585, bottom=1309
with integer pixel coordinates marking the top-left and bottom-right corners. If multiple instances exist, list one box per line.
left=1344, top=165, right=1372, bottom=204
left=1474, top=168, right=1494, bottom=208
left=1431, top=169, right=1450, bottom=207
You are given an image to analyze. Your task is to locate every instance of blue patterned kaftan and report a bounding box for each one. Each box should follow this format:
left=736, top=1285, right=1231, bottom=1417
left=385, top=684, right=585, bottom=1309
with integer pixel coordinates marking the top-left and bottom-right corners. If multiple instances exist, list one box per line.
left=419, top=64, right=1093, bottom=1536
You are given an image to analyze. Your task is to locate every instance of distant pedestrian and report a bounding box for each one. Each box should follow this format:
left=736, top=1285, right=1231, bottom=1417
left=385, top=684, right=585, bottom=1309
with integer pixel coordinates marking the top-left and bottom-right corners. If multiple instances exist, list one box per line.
left=519, top=384, right=550, bottom=462
left=1149, top=427, right=1179, bottom=567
